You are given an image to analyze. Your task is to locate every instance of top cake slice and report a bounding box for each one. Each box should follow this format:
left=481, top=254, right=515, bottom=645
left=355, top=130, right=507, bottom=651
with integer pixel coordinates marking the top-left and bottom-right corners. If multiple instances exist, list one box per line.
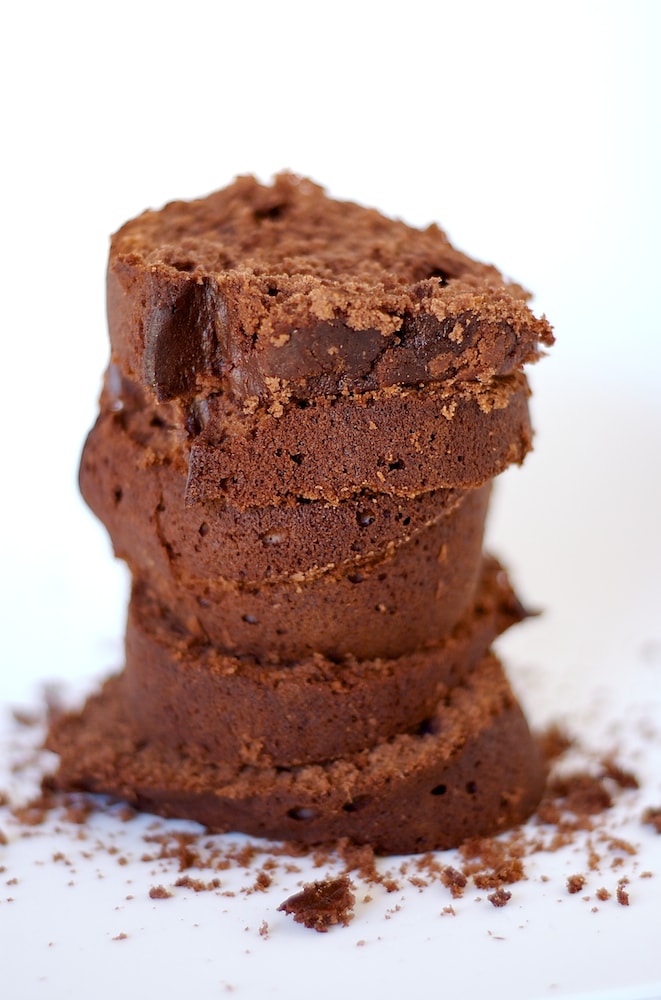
left=108, top=173, right=553, bottom=407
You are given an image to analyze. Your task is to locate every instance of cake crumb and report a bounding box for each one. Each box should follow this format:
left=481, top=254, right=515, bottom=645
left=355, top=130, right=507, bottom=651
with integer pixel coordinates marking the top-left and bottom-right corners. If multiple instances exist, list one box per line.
left=616, top=879, right=630, bottom=906
left=278, top=876, right=355, bottom=932
left=441, top=866, right=467, bottom=898
left=488, top=888, right=512, bottom=907
left=149, top=884, right=172, bottom=899
left=566, top=874, right=587, bottom=894
left=174, top=875, right=221, bottom=892
left=642, top=807, right=661, bottom=834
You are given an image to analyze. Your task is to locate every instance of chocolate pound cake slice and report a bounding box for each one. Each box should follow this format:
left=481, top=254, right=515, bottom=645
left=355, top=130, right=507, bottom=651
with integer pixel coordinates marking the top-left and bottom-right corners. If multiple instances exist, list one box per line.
left=108, top=173, right=552, bottom=406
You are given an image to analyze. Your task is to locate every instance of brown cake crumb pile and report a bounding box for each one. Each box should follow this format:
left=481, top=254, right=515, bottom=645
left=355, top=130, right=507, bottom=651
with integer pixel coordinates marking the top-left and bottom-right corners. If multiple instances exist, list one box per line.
left=277, top=875, right=356, bottom=932
left=1, top=705, right=657, bottom=936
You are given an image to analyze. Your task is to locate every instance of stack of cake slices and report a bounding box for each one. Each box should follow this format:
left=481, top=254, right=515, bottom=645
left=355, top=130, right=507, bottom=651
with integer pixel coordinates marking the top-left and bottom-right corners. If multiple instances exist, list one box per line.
left=48, top=174, right=553, bottom=854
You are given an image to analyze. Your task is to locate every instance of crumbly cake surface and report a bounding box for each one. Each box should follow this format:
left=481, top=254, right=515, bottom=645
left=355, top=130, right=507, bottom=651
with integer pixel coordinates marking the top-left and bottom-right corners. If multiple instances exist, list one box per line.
left=108, top=173, right=553, bottom=405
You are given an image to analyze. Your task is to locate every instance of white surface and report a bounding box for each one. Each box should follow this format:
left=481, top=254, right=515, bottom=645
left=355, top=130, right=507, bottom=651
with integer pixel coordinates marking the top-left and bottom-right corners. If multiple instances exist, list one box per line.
left=1, top=1, right=661, bottom=997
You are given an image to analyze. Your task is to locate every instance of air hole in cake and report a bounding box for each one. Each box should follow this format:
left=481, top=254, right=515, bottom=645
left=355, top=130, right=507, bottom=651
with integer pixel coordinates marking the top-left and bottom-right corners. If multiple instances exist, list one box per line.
left=254, top=203, right=285, bottom=221
left=261, top=531, right=287, bottom=546
left=416, top=717, right=436, bottom=736
left=113, top=487, right=123, bottom=505
left=402, top=516, right=411, bottom=526
left=150, top=414, right=166, bottom=428
left=266, top=286, right=279, bottom=296
left=388, top=459, right=405, bottom=471
left=348, top=573, right=363, bottom=584
left=356, top=511, right=375, bottom=527
left=287, top=807, right=317, bottom=822
left=431, top=784, right=447, bottom=796
left=198, top=522, right=209, bottom=537
left=242, top=614, right=259, bottom=625
left=342, top=795, right=372, bottom=813
left=378, top=573, right=387, bottom=582
left=466, top=781, right=478, bottom=795
left=427, top=268, right=449, bottom=286
left=290, top=453, right=304, bottom=465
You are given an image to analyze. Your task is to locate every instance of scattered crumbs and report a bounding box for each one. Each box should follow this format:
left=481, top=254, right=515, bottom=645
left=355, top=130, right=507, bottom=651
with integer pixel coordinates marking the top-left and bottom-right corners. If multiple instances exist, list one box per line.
left=566, top=874, right=587, bottom=894
left=1, top=711, right=659, bottom=932
left=587, top=845, right=601, bottom=871
left=601, top=760, right=639, bottom=790
left=174, top=875, right=221, bottom=893
left=616, top=879, right=630, bottom=906
left=112, top=932, right=128, bottom=941
left=537, top=724, right=573, bottom=763
left=441, top=905, right=456, bottom=916
left=149, top=884, right=173, bottom=899
left=441, top=865, right=467, bottom=898
left=246, top=868, right=272, bottom=893
left=487, top=888, right=512, bottom=908
left=642, top=807, right=661, bottom=834
left=605, top=837, right=637, bottom=856
left=356, top=939, right=367, bottom=947
left=278, top=876, right=355, bottom=932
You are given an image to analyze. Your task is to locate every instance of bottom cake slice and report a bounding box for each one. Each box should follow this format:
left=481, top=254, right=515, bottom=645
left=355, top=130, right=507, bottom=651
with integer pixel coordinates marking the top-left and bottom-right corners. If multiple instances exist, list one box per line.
left=46, top=652, right=544, bottom=855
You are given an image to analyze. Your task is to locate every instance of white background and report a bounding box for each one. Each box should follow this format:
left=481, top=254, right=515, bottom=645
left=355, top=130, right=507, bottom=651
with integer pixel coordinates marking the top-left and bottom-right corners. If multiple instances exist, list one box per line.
left=1, top=2, right=660, bottom=998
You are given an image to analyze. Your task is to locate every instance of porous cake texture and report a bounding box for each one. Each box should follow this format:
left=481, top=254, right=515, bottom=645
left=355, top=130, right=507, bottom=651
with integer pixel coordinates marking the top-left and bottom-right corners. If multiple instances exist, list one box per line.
left=48, top=174, right=553, bottom=853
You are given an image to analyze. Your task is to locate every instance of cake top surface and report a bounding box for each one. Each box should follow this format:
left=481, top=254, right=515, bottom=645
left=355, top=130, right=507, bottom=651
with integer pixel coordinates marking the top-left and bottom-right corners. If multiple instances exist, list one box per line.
left=114, top=173, right=508, bottom=289
left=111, top=173, right=552, bottom=333
left=108, top=174, right=553, bottom=404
